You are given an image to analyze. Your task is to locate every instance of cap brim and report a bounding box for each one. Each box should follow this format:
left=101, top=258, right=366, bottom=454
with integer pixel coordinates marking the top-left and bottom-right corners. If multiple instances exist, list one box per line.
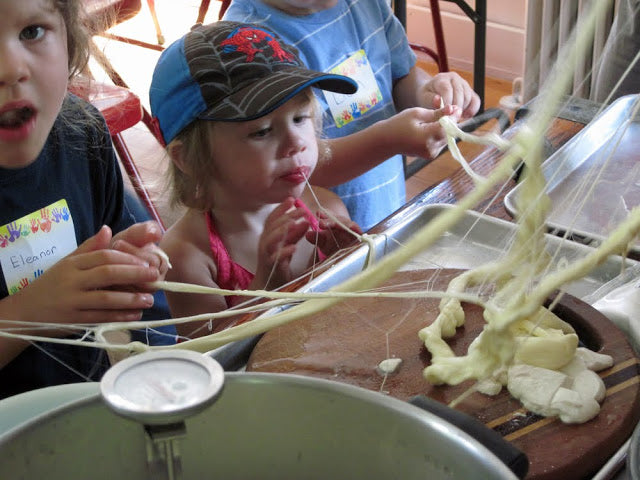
left=198, top=66, right=357, bottom=122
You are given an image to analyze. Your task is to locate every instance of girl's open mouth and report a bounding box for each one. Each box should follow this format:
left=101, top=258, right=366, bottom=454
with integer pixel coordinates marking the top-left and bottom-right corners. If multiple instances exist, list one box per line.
left=280, top=166, right=310, bottom=184
left=0, top=106, right=35, bottom=129
left=0, top=106, right=37, bottom=142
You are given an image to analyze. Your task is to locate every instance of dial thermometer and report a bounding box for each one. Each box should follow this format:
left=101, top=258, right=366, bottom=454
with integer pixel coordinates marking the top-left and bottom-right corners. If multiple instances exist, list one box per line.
left=100, top=350, right=225, bottom=425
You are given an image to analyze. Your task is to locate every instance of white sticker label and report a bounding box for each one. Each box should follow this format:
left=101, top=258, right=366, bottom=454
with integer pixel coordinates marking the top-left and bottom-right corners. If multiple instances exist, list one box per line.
left=324, top=50, right=383, bottom=128
left=0, top=199, right=77, bottom=295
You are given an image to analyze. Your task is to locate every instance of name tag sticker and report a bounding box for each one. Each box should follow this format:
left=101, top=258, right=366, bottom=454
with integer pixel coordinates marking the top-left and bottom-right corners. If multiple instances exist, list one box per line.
left=0, top=200, right=77, bottom=295
left=324, top=50, right=383, bottom=128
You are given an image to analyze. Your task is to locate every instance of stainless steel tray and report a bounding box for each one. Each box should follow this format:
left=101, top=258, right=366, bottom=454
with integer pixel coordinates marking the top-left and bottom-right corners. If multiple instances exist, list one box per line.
left=289, top=203, right=635, bottom=304
left=504, top=94, right=640, bottom=251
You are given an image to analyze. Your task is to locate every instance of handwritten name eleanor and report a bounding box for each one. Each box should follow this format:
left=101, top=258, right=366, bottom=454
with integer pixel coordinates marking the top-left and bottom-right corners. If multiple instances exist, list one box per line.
left=10, top=246, right=57, bottom=268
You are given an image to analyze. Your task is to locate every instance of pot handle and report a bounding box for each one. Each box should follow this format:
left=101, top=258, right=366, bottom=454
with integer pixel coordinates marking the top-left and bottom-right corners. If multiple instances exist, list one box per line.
left=207, top=334, right=263, bottom=370
left=409, top=395, right=529, bottom=479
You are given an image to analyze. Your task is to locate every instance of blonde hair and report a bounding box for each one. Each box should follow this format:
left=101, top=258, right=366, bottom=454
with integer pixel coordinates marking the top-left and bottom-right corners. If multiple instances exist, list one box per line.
left=167, top=89, right=329, bottom=211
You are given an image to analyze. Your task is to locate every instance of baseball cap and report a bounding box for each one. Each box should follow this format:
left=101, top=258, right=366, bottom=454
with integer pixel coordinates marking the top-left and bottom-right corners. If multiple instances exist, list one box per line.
left=149, top=21, right=358, bottom=145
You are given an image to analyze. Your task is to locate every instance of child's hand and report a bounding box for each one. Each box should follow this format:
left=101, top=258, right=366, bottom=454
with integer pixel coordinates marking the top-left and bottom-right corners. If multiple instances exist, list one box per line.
left=254, top=198, right=310, bottom=289
left=305, top=211, right=361, bottom=258
left=419, top=71, right=481, bottom=120
left=381, top=106, right=456, bottom=160
left=4, top=226, right=161, bottom=332
left=111, top=221, right=170, bottom=286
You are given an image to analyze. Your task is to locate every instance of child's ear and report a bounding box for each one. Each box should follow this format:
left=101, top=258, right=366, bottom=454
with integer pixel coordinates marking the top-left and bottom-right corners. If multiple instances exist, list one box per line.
left=168, top=140, right=188, bottom=174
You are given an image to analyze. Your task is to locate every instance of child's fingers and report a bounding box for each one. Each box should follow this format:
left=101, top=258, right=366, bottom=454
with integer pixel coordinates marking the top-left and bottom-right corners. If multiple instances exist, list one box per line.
left=273, top=197, right=297, bottom=215
left=112, top=240, right=172, bottom=273
left=284, top=218, right=310, bottom=243
left=69, top=225, right=113, bottom=256
left=348, top=221, right=363, bottom=235
left=263, top=218, right=309, bottom=256
left=74, top=290, right=155, bottom=312
left=52, top=308, right=146, bottom=325
left=72, top=248, right=152, bottom=270
left=112, top=221, right=163, bottom=248
left=78, top=262, right=161, bottom=290
left=148, top=244, right=172, bottom=271
left=305, top=229, right=325, bottom=246
left=269, top=244, right=296, bottom=263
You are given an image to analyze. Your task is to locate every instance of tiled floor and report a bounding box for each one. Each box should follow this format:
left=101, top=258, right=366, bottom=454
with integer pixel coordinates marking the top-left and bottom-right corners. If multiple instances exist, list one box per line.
left=91, top=1, right=514, bottom=229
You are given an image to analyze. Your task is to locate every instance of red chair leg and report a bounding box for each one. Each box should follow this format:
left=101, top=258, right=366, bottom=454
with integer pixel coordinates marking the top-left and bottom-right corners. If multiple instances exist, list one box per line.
left=197, top=0, right=230, bottom=22
left=112, top=132, right=166, bottom=231
left=218, top=0, right=230, bottom=19
left=197, top=0, right=211, bottom=23
left=408, top=43, right=441, bottom=67
left=408, top=0, right=449, bottom=73
left=429, top=0, right=449, bottom=72
left=146, top=0, right=165, bottom=44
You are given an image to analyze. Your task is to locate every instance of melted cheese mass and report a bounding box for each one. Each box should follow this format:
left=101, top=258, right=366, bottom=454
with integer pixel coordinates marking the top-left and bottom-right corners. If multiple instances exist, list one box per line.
left=418, top=75, right=629, bottom=423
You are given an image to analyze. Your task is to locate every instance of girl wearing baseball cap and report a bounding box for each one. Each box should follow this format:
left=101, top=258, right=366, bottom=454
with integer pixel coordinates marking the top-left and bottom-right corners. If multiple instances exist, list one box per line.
left=150, top=22, right=362, bottom=337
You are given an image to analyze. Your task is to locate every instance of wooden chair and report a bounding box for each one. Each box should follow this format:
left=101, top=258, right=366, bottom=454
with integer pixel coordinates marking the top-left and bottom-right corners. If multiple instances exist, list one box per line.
left=68, top=80, right=166, bottom=230
left=78, top=0, right=167, bottom=229
left=195, top=0, right=231, bottom=22
left=397, top=0, right=489, bottom=111
left=393, top=0, right=449, bottom=73
left=86, top=0, right=165, bottom=48
left=411, top=0, right=449, bottom=73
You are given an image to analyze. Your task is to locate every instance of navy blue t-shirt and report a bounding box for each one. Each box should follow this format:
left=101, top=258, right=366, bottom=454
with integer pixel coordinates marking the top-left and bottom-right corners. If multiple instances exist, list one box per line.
left=0, top=95, right=174, bottom=399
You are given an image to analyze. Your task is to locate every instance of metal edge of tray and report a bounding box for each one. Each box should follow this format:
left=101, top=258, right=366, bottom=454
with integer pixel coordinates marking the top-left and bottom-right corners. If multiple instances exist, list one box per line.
left=380, top=203, right=636, bottom=292
left=504, top=95, right=639, bottom=248
left=255, top=200, right=636, bottom=308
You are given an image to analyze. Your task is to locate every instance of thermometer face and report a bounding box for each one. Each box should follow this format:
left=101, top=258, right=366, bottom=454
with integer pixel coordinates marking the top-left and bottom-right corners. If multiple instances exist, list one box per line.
left=100, top=350, right=225, bottom=425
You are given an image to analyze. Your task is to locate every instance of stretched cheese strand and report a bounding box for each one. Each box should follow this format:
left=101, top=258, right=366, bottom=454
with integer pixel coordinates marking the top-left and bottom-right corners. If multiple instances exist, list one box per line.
left=439, top=113, right=511, bottom=185
left=419, top=0, right=625, bottom=398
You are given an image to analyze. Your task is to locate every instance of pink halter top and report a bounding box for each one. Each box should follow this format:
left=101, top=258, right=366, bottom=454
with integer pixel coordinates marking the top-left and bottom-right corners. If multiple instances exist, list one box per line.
left=206, top=199, right=324, bottom=307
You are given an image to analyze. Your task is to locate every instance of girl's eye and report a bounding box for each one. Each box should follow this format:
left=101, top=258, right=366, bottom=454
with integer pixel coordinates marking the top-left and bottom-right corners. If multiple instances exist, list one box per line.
left=20, top=25, right=46, bottom=41
left=249, top=127, right=271, bottom=138
left=294, top=112, right=312, bottom=124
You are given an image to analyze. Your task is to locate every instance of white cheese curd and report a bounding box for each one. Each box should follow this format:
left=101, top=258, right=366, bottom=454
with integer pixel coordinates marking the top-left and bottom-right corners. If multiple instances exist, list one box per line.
left=574, top=347, right=614, bottom=371
left=550, top=387, right=601, bottom=424
left=506, top=346, right=609, bottom=424
left=514, top=333, right=579, bottom=370
left=572, top=369, right=606, bottom=403
left=507, top=364, right=572, bottom=416
left=377, top=358, right=402, bottom=374
left=560, top=356, right=588, bottom=377
left=476, top=376, right=504, bottom=396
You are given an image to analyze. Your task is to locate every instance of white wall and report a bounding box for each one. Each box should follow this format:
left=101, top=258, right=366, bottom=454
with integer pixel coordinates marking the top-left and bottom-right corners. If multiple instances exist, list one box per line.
left=405, top=0, right=527, bottom=81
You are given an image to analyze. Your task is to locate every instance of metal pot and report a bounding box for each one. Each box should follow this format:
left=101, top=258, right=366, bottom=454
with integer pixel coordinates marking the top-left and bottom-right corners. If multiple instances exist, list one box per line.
left=628, top=421, right=640, bottom=479
left=0, top=371, right=521, bottom=479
